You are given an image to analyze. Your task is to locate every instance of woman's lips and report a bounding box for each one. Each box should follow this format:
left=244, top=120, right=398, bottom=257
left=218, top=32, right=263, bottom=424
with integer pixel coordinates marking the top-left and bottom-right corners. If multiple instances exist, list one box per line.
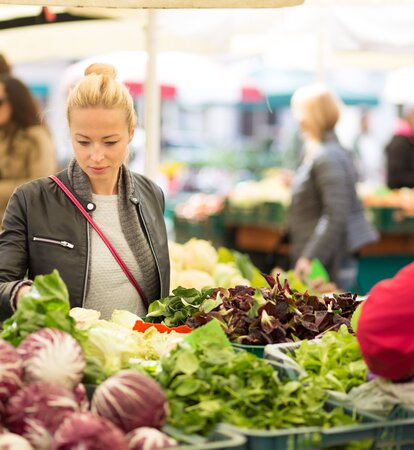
left=89, top=166, right=108, bottom=174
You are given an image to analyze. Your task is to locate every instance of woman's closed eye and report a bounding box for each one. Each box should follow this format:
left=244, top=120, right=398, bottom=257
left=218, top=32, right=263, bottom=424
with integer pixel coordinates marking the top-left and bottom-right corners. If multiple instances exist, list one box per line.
left=104, top=141, right=118, bottom=146
left=77, top=140, right=90, bottom=146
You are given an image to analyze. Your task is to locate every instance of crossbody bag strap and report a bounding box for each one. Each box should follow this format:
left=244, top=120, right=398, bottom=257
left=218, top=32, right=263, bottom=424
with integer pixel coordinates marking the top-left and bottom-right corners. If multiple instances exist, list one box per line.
left=49, top=175, right=148, bottom=309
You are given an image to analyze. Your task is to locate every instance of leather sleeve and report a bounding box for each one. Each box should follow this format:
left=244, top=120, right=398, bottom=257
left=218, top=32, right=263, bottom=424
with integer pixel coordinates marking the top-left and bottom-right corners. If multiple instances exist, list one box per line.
left=0, top=187, right=30, bottom=321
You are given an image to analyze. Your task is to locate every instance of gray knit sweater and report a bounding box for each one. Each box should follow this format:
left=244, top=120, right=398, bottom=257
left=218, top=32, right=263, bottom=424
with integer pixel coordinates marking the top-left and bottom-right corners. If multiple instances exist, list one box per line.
left=68, top=160, right=159, bottom=311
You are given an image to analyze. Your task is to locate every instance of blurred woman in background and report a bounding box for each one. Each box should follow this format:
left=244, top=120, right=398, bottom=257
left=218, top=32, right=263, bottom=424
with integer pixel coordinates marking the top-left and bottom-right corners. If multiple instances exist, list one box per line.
left=0, top=75, right=57, bottom=221
left=289, top=84, right=378, bottom=290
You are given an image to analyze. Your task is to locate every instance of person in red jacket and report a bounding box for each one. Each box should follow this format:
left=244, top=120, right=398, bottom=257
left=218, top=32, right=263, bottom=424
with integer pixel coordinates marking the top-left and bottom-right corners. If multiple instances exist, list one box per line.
left=356, top=262, right=414, bottom=381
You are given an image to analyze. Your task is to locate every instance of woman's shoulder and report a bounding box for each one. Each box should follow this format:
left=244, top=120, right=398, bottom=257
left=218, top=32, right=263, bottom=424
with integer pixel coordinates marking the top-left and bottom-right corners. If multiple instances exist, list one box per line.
left=131, top=171, right=162, bottom=193
left=13, top=174, right=55, bottom=197
left=314, top=140, right=347, bottom=165
left=130, top=171, right=164, bottom=205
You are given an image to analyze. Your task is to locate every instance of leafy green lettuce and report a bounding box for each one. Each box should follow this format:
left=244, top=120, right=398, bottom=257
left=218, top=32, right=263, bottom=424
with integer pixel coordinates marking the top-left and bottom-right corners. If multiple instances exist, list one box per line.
left=1, top=270, right=78, bottom=346
left=158, top=320, right=362, bottom=436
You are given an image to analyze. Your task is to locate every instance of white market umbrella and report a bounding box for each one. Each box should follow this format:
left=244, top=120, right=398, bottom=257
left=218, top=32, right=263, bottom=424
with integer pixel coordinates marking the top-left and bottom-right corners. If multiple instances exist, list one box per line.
left=60, top=51, right=263, bottom=106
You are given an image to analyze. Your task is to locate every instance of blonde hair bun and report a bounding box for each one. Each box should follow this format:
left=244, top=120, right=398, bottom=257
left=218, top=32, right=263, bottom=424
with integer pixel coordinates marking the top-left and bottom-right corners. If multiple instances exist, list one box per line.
left=84, top=63, right=117, bottom=80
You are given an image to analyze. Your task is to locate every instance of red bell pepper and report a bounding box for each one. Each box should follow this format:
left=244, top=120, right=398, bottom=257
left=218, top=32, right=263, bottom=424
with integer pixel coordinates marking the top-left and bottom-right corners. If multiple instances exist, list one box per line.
left=133, top=321, right=192, bottom=334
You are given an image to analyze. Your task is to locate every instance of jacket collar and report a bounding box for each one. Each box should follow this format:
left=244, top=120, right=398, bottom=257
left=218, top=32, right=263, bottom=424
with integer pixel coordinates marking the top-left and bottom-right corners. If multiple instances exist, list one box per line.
left=65, top=158, right=139, bottom=205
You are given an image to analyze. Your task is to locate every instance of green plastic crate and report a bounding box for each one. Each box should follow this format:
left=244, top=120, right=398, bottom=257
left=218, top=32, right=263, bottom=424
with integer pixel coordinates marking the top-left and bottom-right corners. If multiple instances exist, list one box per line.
left=223, top=201, right=260, bottom=226
left=258, top=202, right=288, bottom=226
left=387, top=405, right=414, bottom=449
left=223, top=201, right=287, bottom=228
left=368, top=207, right=414, bottom=234
left=221, top=402, right=414, bottom=450
left=166, top=425, right=246, bottom=450
left=264, top=341, right=304, bottom=380
left=231, top=342, right=266, bottom=358
left=174, top=213, right=225, bottom=246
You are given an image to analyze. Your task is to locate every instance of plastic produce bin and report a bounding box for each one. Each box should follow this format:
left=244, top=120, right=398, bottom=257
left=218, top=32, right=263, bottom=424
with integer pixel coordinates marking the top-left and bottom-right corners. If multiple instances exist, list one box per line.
left=223, top=201, right=260, bottom=226
left=174, top=213, right=225, bottom=246
left=232, top=343, right=266, bottom=358
left=258, top=202, right=288, bottom=227
left=167, top=425, right=247, bottom=450
left=221, top=401, right=414, bottom=450
left=263, top=341, right=304, bottom=380
left=368, top=207, right=414, bottom=234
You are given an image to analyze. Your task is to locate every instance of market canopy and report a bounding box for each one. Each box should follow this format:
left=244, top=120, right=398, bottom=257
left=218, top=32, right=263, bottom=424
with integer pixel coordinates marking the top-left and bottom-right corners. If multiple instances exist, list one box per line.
left=60, top=51, right=263, bottom=106
left=0, top=0, right=303, bottom=7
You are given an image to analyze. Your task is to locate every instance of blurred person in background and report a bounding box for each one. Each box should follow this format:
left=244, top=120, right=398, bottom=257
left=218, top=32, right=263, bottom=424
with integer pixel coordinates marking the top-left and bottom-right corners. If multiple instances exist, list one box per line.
left=385, top=104, right=414, bottom=189
left=352, top=108, right=385, bottom=186
left=0, top=54, right=11, bottom=76
left=0, top=63, right=170, bottom=321
left=0, top=74, right=57, bottom=222
left=289, top=84, right=378, bottom=290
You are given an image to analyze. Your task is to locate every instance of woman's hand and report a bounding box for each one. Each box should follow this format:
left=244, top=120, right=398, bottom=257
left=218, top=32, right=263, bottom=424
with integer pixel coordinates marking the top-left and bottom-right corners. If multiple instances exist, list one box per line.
left=294, top=257, right=312, bottom=281
left=16, top=284, right=31, bottom=302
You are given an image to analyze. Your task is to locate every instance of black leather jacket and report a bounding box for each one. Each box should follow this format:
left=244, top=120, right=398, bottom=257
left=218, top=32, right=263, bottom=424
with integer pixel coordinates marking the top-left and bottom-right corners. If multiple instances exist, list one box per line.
left=0, top=170, right=170, bottom=320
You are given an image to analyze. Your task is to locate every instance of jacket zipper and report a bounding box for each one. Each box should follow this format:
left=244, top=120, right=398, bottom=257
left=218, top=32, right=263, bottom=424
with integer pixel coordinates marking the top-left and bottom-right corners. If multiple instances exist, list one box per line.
left=81, top=222, right=90, bottom=307
left=137, top=202, right=163, bottom=297
left=33, top=236, right=74, bottom=249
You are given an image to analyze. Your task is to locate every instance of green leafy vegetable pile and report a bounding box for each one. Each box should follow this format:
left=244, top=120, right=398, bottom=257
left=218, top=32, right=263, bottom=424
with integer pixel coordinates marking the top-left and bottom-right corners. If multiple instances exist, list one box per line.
left=147, top=274, right=360, bottom=345
left=146, top=287, right=215, bottom=328
left=1, top=270, right=79, bottom=346
left=157, top=321, right=363, bottom=436
left=291, top=326, right=368, bottom=393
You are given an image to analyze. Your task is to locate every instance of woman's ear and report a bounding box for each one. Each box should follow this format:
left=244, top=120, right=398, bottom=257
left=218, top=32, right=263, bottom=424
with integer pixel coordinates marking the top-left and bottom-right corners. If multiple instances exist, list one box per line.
left=128, top=128, right=135, bottom=145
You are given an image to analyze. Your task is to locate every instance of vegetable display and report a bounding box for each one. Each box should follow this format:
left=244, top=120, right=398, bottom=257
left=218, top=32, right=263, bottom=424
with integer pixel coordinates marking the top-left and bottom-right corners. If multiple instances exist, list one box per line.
left=4, top=382, right=79, bottom=449
left=168, top=239, right=266, bottom=292
left=0, top=340, right=23, bottom=403
left=54, top=412, right=129, bottom=450
left=146, top=287, right=214, bottom=328
left=91, top=370, right=168, bottom=433
left=73, top=384, right=90, bottom=411
left=0, top=271, right=185, bottom=385
left=0, top=270, right=79, bottom=347
left=127, top=427, right=178, bottom=450
left=0, top=270, right=400, bottom=450
left=0, top=433, right=34, bottom=449
left=157, top=321, right=362, bottom=435
left=148, top=274, right=360, bottom=345
left=291, top=326, right=368, bottom=393
left=18, top=328, right=85, bottom=391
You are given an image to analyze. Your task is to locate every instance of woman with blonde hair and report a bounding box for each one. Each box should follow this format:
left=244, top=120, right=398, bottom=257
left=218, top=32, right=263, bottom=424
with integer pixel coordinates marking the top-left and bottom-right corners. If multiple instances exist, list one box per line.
left=289, top=83, right=377, bottom=289
left=0, top=63, right=170, bottom=320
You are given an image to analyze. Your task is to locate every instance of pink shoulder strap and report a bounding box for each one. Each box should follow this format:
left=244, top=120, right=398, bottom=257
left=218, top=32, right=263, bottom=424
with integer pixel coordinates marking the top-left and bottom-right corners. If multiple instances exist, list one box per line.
left=49, top=175, right=148, bottom=309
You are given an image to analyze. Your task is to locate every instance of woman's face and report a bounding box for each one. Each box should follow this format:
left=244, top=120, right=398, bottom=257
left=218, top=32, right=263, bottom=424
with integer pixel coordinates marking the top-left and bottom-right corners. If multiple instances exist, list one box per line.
left=69, top=107, right=133, bottom=195
left=296, top=109, right=318, bottom=142
left=0, top=83, right=12, bottom=127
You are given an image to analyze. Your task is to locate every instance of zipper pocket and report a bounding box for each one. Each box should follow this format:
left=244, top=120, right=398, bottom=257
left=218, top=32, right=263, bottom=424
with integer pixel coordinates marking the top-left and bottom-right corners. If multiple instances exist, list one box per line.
left=32, top=236, right=74, bottom=249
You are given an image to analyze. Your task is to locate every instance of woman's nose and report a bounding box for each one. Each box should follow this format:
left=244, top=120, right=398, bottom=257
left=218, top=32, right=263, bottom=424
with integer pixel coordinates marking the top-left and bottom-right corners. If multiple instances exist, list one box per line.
left=90, top=144, right=104, bottom=162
